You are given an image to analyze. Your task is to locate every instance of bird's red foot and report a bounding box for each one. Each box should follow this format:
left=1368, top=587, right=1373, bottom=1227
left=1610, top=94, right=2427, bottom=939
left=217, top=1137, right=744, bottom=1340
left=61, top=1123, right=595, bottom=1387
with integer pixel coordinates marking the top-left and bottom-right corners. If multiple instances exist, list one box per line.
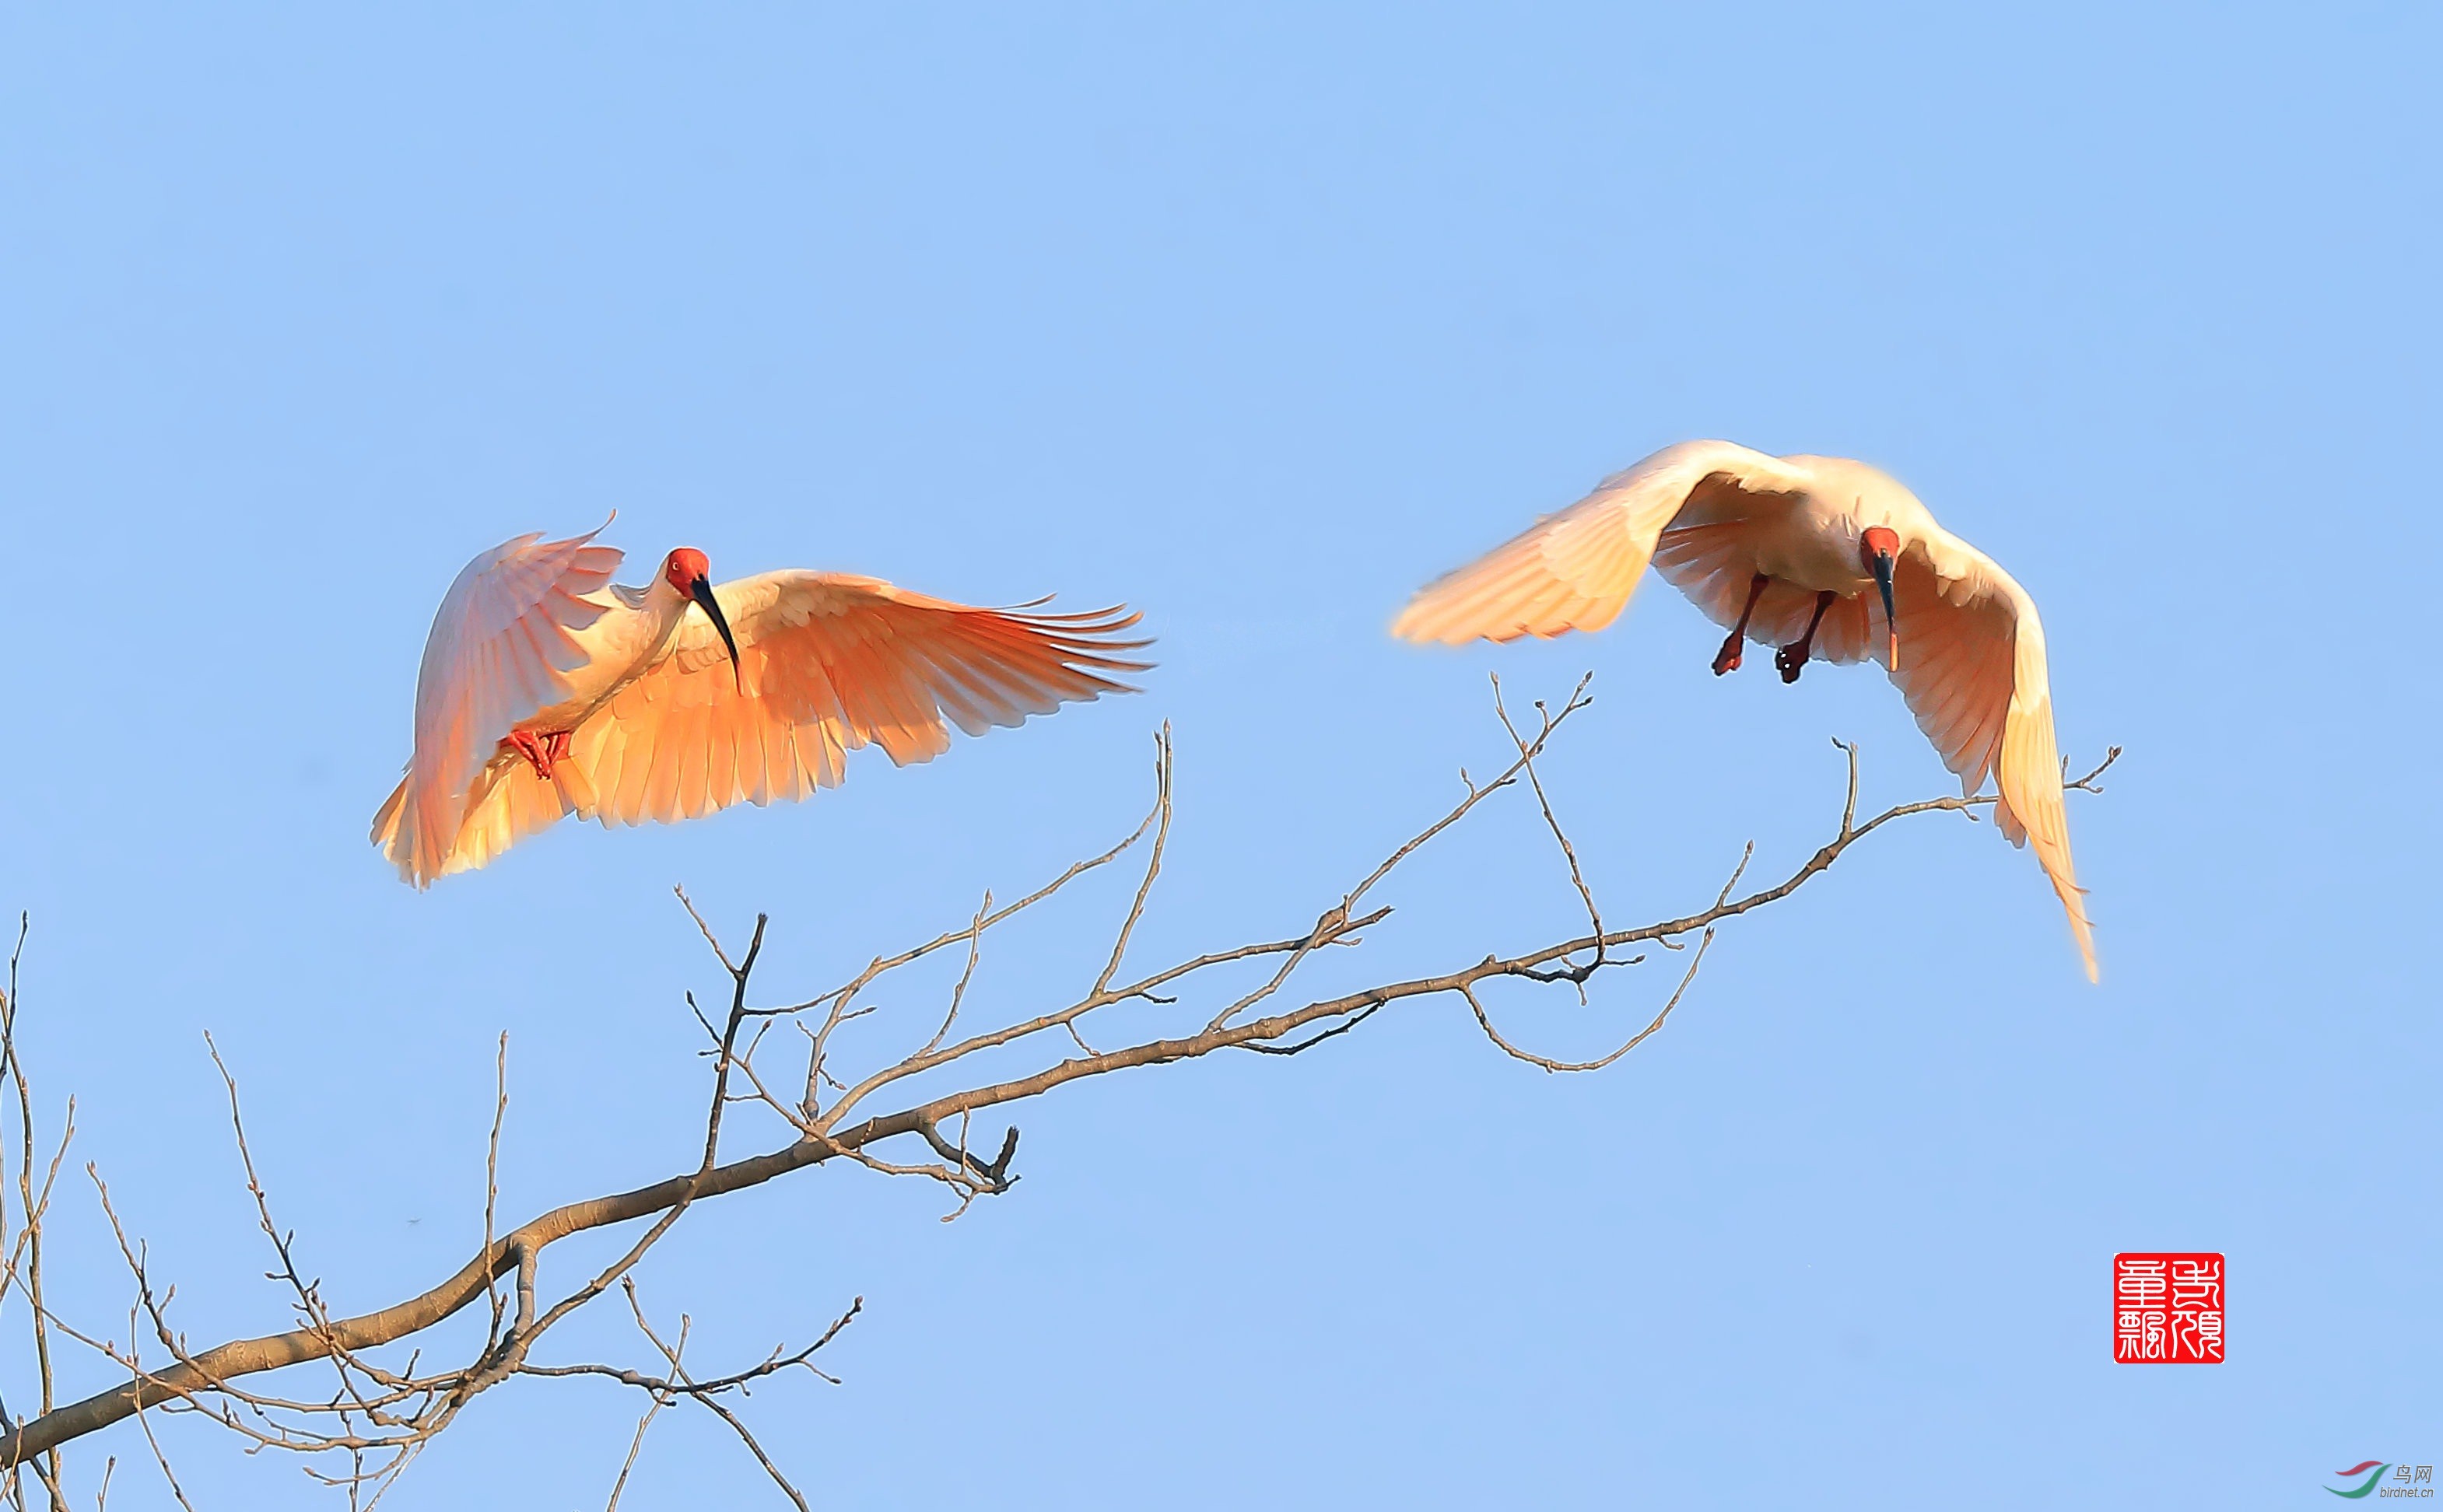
left=1715, top=573, right=1770, bottom=676
left=1775, top=590, right=1838, bottom=684
left=506, top=728, right=572, bottom=779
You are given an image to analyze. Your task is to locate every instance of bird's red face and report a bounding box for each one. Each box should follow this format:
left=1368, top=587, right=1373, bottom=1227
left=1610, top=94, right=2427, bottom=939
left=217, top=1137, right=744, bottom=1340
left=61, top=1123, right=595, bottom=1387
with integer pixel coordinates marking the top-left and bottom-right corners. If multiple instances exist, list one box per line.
left=662, top=548, right=712, bottom=595
left=660, top=547, right=741, bottom=690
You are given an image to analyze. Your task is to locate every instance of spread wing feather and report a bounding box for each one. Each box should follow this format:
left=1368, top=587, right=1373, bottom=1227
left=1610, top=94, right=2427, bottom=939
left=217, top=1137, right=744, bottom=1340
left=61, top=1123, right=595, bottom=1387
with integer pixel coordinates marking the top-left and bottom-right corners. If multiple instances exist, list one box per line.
left=1887, top=533, right=2096, bottom=981
left=1391, top=441, right=1811, bottom=644
left=570, top=573, right=1148, bottom=831
left=371, top=527, right=622, bottom=886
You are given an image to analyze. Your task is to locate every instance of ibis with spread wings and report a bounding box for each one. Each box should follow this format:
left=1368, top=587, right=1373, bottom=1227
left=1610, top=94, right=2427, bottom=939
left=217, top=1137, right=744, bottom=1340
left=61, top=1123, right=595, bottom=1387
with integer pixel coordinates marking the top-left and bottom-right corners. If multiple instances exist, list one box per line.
left=1392, top=439, right=2095, bottom=981
left=374, top=527, right=1148, bottom=887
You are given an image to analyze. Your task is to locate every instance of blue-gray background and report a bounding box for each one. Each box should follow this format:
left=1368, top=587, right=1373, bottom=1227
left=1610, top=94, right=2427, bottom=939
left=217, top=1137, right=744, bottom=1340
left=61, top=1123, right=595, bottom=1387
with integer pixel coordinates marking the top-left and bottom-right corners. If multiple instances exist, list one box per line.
left=2, top=6, right=2433, bottom=1507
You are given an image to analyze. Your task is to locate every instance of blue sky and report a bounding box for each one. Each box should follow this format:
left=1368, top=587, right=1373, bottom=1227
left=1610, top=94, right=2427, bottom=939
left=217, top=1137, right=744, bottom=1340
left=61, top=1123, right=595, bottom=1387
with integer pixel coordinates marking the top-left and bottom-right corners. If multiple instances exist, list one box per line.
left=2, top=5, right=2435, bottom=1507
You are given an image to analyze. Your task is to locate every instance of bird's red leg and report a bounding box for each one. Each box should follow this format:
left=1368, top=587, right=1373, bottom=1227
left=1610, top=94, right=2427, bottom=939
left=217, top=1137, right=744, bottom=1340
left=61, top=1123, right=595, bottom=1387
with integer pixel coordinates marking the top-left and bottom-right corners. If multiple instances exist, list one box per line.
left=1712, top=574, right=1772, bottom=676
left=504, top=728, right=567, bottom=780
left=1774, top=591, right=1838, bottom=684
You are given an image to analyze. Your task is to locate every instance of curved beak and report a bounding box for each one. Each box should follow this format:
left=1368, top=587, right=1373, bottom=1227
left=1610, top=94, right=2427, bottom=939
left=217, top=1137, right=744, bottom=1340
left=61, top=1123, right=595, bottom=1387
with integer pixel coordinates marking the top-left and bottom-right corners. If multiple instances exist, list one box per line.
left=1869, top=548, right=1898, bottom=670
left=689, top=576, right=743, bottom=691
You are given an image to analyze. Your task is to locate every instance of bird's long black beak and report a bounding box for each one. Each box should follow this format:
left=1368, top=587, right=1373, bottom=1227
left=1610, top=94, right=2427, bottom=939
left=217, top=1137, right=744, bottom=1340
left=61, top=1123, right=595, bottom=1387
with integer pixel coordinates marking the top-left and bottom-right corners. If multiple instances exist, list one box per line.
left=1870, top=549, right=1898, bottom=670
left=689, top=576, right=743, bottom=691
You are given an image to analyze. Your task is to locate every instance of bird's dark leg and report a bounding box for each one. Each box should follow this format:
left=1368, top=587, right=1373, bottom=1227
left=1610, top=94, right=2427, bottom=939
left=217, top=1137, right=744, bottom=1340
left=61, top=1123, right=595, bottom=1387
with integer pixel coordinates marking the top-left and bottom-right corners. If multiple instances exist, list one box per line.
left=1774, top=591, right=1838, bottom=684
left=1712, top=574, right=1772, bottom=676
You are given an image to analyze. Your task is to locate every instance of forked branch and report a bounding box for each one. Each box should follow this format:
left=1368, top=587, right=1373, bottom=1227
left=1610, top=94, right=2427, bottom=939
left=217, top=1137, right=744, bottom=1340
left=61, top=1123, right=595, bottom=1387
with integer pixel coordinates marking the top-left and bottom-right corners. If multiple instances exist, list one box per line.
left=0, top=683, right=2117, bottom=1503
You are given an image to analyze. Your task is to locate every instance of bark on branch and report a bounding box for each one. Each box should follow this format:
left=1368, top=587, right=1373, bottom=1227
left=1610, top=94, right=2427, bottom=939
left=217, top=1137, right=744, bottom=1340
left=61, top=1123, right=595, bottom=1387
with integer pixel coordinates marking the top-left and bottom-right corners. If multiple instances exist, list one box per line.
left=0, top=686, right=2117, bottom=1496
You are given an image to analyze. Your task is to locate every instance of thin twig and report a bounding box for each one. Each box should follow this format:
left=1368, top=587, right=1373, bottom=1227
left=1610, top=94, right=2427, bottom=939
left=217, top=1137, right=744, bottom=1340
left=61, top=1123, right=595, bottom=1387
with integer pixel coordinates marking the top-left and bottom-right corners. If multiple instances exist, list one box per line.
left=1092, top=725, right=1175, bottom=998
left=1495, top=674, right=1607, bottom=992
left=0, top=706, right=2121, bottom=1497
left=482, top=1035, right=510, bottom=1347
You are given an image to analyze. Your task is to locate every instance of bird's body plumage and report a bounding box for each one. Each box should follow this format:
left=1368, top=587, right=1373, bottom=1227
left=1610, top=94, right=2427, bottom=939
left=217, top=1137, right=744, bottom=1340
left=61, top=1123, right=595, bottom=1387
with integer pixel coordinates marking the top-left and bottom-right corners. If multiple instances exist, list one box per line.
left=374, top=529, right=1147, bottom=886
left=1393, top=440, right=2095, bottom=981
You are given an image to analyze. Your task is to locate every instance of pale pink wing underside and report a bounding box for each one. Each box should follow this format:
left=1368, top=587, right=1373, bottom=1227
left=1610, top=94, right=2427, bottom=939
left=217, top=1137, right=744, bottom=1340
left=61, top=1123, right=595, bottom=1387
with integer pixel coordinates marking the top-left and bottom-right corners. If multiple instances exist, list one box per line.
left=1648, top=519, right=1880, bottom=667
left=1391, top=441, right=1810, bottom=646
left=373, top=527, right=622, bottom=885
left=396, top=747, right=593, bottom=884
left=559, top=572, right=1150, bottom=831
left=1887, top=537, right=2096, bottom=982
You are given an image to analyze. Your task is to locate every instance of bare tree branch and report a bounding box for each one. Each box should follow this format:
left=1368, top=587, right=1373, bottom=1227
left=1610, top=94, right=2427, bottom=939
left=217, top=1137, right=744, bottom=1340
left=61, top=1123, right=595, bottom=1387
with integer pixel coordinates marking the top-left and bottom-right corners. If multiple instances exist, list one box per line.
left=0, top=687, right=2120, bottom=1503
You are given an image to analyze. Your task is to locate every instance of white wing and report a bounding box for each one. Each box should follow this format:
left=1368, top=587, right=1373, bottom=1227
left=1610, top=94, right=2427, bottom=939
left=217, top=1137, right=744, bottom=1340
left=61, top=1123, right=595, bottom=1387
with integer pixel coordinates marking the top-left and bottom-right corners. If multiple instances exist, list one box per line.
left=567, top=572, right=1148, bottom=828
left=1887, top=529, right=2097, bottom=981
left=1391, top=440, right=1813, bottom=644
left=370, top=527, right=622, bottom=885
